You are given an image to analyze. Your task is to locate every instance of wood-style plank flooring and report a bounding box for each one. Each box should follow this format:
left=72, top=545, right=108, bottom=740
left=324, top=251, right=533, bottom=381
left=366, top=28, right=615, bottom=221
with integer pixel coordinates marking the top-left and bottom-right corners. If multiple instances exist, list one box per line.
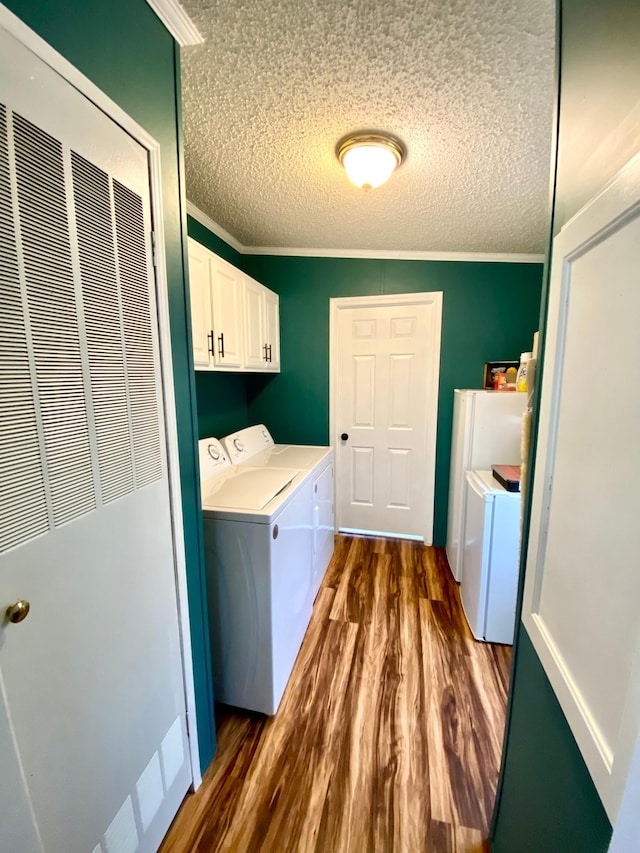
left=161, top=535, right=511, bottom=853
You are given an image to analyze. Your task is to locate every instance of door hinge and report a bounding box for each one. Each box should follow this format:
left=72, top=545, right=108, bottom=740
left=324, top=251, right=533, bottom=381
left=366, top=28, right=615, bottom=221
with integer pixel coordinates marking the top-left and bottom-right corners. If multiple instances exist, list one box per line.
left=150, top=230, right=158, bottom=268
left=185, top=711, right=190, bottom=737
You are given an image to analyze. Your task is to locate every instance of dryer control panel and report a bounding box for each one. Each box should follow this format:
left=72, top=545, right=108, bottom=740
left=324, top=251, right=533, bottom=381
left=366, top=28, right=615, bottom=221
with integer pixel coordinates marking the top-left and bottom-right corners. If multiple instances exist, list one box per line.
left=198, top=437, right=231, bottom=482
left=223, top=424, right=274, bottom=463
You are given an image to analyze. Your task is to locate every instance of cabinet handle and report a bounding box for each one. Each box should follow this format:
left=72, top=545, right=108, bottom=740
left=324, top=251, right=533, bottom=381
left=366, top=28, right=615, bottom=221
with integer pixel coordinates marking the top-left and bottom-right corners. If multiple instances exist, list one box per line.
left=207, top=331, right=214, bottom=356
left=217, top=332, right=225, bottom=358
left=267, top=344, right=272, bottom=363
left=263, top=343, right=268, bottom=362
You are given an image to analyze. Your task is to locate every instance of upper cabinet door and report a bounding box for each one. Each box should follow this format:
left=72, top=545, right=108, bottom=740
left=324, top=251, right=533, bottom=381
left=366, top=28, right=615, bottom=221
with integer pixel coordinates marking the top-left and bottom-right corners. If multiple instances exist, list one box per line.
left=243, top=276, right=280, bottom=372
left=210, top=257, right=244, bottom=368
left=264, top=287, right=280, bottom=372
left=243, top=275, right=267, bottom=369
left=187, top=238, right=213, bottom=368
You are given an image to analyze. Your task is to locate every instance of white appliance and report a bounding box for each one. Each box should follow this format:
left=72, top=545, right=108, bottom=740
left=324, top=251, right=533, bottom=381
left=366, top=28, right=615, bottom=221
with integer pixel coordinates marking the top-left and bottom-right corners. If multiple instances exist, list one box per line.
left=222, top=425, right=334, bottom=597
left=199, top=438, right=314, bottom=715
left=461, top=470, right=521, bottom=644
left=446, top=389, right=526, bottom=581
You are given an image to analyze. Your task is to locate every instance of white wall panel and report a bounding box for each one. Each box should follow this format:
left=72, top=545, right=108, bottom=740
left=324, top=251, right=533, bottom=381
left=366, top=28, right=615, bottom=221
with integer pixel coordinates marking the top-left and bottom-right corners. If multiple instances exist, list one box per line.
left=523, top=154, right=640, bottom=821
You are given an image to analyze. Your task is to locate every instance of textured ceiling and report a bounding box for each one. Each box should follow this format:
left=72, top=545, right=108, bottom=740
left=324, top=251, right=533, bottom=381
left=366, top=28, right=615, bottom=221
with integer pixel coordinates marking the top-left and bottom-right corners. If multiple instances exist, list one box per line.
left=180, top=0, right=555, bottom=254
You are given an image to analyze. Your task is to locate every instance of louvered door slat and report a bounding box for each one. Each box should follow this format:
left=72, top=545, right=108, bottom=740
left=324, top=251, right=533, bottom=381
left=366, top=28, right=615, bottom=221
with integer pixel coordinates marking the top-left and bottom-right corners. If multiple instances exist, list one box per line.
left=71, top=152, right=134, bottom=504
left=13, top=113, right=96, bottom=528
left=0, top=103, right=48, bottom=552
left=1, top=103, right=166, bottom=553
left=113, top=180, right=162, bottom=489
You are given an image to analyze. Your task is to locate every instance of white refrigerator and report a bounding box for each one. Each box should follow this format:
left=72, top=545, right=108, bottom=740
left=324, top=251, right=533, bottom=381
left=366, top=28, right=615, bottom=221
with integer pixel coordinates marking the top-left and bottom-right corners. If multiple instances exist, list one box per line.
left=446, top=389, right=526, bottom=581
left=461, top=470, right=521, bottom=644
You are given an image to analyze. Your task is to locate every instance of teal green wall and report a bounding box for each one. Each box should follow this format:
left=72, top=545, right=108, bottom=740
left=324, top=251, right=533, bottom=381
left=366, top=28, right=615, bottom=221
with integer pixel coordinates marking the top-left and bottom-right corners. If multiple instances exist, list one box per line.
left=491, top=0, right=639, bottom=847
left=194, top=371, right=249, bottom=439
left=242, top=255, right=542, bottom=546
left=5, top=0, right=216, bottom=770
left=187, top=215, right=251, bottom=439
left=187, top=214, right=241, bottom=266
left=492, top=633, right=611, bottom=853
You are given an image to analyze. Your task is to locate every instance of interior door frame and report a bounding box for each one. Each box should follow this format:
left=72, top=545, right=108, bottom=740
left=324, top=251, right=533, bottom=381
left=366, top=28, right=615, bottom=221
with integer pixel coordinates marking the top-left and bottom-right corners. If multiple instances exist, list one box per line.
left=0, top=3, right=201, bottom=788
left=329, top=291, right=443, bottom=544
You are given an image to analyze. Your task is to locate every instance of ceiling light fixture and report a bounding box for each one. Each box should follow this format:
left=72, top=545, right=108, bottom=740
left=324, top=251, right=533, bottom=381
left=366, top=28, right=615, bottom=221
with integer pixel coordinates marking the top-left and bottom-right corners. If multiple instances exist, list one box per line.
left=336, top=132, right=406, bottom=190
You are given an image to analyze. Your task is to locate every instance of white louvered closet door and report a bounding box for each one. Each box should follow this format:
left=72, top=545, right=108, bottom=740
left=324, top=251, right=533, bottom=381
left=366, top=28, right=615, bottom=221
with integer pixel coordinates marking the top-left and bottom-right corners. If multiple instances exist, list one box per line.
left=0, top=26, right=190, bottom=853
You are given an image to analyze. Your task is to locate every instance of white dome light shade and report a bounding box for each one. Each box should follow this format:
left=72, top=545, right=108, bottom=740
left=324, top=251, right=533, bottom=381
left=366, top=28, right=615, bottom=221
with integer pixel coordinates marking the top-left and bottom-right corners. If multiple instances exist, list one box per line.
left=337, top=132, right=405, bottom=190
left=342, top=145, right=397, bottom=189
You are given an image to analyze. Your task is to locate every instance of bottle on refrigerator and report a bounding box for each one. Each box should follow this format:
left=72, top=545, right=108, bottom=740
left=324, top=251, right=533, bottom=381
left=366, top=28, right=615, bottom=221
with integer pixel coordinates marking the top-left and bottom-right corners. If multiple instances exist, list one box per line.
left=516, top=351, right=532, bottom=392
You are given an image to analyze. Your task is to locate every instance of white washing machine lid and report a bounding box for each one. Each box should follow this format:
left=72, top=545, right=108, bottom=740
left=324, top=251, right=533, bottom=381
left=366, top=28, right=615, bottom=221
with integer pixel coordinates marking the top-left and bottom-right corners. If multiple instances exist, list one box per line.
left=251, top=444, right=331, bottom=470
left=222, top=425, right=332, bottom=473
left=202, top=466, right=299, bottom=510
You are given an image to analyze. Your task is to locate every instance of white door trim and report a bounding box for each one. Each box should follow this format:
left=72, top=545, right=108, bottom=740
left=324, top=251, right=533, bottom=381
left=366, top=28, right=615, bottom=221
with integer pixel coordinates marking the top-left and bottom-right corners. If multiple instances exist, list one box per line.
left=329, top=291, right=443, bottom=544
left=0, top=3, right=201, bottom=788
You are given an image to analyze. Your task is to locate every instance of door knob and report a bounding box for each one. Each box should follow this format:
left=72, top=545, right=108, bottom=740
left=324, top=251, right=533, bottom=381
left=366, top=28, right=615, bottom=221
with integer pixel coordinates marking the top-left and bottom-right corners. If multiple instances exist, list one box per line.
left=6, top=600, right=30, bottom=624
left=340, top=433, right=349, bottom=441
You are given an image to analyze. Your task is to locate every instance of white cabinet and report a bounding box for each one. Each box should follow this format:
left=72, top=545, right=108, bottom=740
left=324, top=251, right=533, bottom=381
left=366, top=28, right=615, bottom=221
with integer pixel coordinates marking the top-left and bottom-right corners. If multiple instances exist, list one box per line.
left=187, top=238, right=279, bottom=373
left=243, top=275, right=266, bottom=369
left=243, top=275, right=280, bottom=371
left=263, top=287, right=280, bottom=371
left=187, top=239, right=214, bottom=369
left=209, top=257, right=243, bottom=369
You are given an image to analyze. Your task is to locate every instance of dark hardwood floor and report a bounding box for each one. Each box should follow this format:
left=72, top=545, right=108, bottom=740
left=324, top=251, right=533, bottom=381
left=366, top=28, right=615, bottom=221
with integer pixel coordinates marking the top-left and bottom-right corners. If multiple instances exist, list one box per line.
left=161, top=535, right=511, bottom=853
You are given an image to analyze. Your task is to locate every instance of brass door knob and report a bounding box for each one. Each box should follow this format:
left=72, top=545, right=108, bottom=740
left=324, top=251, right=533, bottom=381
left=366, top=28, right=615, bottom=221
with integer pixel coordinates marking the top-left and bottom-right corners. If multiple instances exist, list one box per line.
left=6, top=600, right=30, bottom=624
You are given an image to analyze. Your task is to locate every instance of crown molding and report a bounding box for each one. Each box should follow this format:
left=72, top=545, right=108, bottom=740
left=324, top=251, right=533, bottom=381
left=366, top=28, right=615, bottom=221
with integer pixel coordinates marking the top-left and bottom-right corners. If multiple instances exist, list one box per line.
left=145, top=0, right=203, bottom=46
left=186, top=201, right=244, bottom=252
left=186, top=201, right=545, bottom=264
left=245, top=245, right=545, bottom=263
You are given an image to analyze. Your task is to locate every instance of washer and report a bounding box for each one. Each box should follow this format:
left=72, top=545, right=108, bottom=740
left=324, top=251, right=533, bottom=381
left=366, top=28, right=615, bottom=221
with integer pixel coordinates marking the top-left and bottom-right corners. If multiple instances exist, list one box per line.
left=199, top=437, right=314, bottom=715
left=222, top=425, right=335, bottom=596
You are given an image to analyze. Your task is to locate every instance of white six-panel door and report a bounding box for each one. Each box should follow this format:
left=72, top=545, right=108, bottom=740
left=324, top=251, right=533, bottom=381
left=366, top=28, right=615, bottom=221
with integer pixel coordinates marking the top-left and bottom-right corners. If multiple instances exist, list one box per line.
left=0, top=24, right=191, bottom=853
left=331, top=293, right=442, bottom=543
